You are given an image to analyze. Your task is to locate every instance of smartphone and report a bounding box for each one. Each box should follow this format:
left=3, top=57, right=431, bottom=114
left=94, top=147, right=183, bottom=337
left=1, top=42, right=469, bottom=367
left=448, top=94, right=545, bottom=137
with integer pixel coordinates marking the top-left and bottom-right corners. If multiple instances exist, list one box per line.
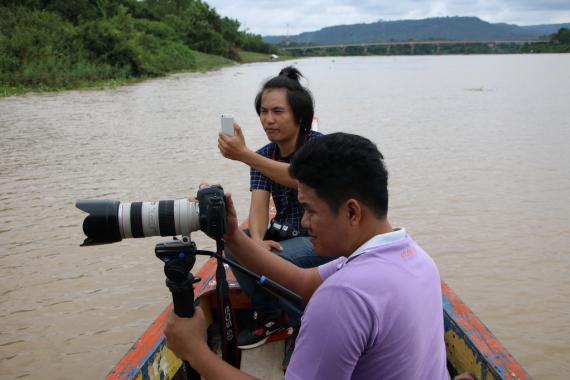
left=220, top=114, right=235, bottom=136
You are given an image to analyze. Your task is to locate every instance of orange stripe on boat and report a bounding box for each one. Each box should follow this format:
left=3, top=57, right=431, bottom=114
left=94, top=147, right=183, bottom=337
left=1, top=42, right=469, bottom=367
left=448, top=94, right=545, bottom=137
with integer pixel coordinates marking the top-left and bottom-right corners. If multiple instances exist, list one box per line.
left=442, top=281, right=530, bottom=379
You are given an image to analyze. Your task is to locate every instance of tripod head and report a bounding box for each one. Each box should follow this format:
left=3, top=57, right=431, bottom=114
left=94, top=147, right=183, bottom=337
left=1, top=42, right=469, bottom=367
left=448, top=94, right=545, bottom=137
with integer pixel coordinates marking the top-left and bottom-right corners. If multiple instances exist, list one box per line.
left=155, top=236, right=197, bottom=282
left=155, top=237, right=201, bottom=317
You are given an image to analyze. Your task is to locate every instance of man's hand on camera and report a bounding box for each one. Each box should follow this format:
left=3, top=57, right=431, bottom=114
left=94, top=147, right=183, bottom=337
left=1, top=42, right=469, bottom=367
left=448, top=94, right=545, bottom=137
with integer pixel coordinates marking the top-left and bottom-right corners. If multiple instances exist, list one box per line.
left=253, top=238, right=283, bottom=252
left=223, top=193, right=240, bottom=242
left=164, top=306, right=209, bottom=363
left=218, top=123, right=249, bottom=162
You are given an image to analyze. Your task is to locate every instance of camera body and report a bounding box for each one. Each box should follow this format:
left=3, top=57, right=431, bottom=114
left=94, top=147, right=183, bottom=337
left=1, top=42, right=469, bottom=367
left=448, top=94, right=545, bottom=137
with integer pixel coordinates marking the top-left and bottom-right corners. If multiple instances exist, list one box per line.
left=264, top=219, right=300, bottom=242
left=197, top=185, right=226, bottom=240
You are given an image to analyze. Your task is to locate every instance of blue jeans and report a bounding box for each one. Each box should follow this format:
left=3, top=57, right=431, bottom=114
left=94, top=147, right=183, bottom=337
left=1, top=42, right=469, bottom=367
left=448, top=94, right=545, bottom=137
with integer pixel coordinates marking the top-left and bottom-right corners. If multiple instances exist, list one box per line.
left=225, top=231, right=334, bottom=326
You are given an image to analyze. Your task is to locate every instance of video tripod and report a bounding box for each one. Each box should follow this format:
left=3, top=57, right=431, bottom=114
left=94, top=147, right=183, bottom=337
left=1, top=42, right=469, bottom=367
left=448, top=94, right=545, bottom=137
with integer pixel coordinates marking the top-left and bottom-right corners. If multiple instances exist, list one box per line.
left=155, top=236, right=302, bottom=379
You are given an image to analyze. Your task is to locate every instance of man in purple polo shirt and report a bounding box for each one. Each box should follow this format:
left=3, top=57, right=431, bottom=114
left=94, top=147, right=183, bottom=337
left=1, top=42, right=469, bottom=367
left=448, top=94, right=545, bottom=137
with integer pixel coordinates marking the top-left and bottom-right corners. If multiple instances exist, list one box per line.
left=164, top=133, right=448, bottom=379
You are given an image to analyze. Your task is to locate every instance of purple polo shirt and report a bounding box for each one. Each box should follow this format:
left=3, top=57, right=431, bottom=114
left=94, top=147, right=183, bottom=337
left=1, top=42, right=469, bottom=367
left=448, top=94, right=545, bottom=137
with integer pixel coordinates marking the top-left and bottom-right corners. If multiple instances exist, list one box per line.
left=285, top=230, right=448, bottom=380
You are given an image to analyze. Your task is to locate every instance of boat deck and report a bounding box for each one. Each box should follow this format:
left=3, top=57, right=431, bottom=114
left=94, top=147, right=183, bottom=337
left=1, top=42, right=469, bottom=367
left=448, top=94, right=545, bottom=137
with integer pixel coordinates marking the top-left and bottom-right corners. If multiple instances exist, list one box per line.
left=241, top=341, right=285, bottom=379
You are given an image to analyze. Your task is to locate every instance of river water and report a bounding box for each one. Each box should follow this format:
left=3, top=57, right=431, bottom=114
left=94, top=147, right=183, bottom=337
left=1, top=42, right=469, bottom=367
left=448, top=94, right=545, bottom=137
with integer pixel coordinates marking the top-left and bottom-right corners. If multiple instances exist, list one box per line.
left=1, top=55, right=569, bottom=379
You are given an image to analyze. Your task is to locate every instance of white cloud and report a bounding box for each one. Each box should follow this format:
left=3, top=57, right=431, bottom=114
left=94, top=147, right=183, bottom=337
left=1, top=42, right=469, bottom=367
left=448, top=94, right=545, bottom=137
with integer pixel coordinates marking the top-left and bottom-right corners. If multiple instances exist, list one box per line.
left=205, top=0, right=570, bottom=35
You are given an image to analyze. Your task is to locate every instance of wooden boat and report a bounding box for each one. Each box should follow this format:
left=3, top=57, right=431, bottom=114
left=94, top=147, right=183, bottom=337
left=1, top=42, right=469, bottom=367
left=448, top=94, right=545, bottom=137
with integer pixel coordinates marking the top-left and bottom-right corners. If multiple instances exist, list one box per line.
left=105, top=253, right=531, bottom=380
left=105, top=194, right=531, bottom=380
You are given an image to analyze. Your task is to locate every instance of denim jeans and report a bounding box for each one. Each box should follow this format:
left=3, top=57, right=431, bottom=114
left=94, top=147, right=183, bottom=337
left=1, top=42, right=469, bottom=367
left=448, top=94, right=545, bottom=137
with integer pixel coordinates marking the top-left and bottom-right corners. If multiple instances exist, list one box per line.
left=225, top=230, right=334, bottom=326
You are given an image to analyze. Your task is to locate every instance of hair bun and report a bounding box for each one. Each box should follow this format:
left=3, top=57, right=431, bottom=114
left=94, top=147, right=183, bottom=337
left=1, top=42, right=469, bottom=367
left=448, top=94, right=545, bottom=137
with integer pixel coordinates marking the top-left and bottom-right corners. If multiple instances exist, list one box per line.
left=278, top=66, right=303, bottom=82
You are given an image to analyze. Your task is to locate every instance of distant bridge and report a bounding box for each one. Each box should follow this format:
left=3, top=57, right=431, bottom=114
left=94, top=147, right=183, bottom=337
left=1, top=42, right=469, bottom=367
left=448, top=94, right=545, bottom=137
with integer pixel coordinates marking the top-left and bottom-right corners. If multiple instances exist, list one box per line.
left=280, top=40, right=539, bottom=53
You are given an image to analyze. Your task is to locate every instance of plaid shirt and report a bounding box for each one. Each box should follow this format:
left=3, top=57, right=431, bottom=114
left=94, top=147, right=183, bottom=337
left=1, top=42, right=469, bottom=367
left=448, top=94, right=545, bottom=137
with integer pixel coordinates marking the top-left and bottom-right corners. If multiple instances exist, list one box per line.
left=250, top=130, right=322, bottom=234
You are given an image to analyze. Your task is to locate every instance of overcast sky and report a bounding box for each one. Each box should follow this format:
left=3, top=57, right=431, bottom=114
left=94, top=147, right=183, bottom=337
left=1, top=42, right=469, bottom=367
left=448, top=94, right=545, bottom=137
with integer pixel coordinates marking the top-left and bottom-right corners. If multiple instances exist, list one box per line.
left=205, top=0, right=570, bottom=36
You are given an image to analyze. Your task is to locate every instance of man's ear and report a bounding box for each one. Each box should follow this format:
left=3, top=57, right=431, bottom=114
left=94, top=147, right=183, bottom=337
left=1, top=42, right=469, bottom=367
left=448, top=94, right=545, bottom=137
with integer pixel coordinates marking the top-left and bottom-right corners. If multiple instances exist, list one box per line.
left=345, top=199, right=362, bottom=224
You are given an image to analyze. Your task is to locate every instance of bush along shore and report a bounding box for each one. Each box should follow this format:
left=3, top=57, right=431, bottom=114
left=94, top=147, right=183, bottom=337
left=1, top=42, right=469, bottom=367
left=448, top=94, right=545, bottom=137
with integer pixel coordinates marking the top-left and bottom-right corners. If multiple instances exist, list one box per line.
left=0, top=1, right=286, bottom=97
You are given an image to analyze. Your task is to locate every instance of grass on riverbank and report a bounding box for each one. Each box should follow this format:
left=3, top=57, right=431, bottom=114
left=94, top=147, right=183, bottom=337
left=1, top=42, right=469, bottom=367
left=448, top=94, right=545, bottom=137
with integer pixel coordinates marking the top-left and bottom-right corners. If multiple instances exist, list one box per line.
left=0, top=50, right=291, bottom=98
left=239, top=51, right=294, bottom=63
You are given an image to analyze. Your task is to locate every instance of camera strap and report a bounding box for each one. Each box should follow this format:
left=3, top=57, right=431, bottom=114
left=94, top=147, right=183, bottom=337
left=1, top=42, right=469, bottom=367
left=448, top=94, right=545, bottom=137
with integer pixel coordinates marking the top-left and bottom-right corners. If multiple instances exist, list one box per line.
left=215, top=240, right=240, bottom=368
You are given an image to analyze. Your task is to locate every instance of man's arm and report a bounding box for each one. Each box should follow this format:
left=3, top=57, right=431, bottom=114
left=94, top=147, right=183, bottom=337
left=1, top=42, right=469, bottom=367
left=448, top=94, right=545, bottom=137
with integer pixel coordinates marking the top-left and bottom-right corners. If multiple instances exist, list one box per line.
left=249, top=189, right=282, bottom=251
left=243, top=152, right=296, bottom=188
left=218, top=125, right=297, bottom=188
left=225, top=194, right=323, bottom=302
left=248, top=189, right=270, bottom=242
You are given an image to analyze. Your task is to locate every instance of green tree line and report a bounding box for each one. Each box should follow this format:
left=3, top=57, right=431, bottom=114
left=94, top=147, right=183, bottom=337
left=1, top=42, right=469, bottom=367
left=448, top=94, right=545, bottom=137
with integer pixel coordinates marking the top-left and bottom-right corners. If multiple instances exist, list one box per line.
left=285, top=27, right=570, bottom=57
left=0, top=0, right=274, bottom=89
left=521, top=27, right=570, bottom=53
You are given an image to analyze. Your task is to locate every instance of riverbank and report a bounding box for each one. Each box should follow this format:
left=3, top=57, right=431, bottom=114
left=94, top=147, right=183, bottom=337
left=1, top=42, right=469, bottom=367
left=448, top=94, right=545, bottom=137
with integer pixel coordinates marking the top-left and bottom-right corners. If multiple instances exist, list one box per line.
left=0, top=50, right=292, bottom=98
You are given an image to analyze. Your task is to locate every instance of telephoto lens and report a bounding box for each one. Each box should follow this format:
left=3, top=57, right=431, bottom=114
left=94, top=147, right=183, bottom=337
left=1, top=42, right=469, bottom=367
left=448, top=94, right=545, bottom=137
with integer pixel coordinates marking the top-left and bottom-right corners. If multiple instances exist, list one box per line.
left=76, top=198, right=200, bottom=246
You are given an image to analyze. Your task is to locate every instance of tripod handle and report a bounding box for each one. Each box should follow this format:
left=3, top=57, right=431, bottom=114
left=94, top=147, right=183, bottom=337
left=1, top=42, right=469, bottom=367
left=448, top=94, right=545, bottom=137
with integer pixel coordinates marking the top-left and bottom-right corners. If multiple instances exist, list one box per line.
left=171, top=288, right=195, bottom=318
left=165, top=276, right=203, bottom=380
left=166, top=277, right=200, bottom=318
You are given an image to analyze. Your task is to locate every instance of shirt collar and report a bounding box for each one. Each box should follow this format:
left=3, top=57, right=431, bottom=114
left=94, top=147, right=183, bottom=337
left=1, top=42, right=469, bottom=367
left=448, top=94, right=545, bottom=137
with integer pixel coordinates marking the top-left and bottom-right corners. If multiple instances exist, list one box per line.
left=347, top=228, right=407, bottom=261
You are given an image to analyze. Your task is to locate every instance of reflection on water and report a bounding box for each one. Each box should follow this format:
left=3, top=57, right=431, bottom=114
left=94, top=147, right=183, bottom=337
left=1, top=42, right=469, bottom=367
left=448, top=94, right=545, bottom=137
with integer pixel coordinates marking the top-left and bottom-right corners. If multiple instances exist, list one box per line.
left=1, top=55, right=569, bottom=379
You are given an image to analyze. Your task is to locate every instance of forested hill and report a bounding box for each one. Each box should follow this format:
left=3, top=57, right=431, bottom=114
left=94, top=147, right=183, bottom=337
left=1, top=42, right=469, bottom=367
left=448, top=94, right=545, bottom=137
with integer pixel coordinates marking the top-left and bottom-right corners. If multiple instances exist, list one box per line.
left=0, top=0, right=272, bottom=92
left=264, top=17, right=570, bottom=44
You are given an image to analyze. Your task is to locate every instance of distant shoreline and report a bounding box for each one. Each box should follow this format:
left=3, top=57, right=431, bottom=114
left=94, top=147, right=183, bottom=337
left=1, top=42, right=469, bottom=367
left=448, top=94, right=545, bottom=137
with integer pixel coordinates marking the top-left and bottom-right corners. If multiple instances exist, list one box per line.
left=0, top=51, right=293, bottom=98
left=282, top=40, right=569, bottom=58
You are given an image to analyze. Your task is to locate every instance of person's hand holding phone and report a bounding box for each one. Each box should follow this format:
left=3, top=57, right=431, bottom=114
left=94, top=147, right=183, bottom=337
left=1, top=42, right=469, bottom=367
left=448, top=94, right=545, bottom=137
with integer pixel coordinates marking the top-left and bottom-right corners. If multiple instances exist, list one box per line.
left=218, top=115, right=249, bottom=162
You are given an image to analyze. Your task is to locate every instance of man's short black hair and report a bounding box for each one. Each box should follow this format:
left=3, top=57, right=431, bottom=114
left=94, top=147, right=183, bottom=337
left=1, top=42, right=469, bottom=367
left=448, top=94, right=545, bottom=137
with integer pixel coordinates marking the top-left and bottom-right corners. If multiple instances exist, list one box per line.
left=289, top=133, right=389, bottom=218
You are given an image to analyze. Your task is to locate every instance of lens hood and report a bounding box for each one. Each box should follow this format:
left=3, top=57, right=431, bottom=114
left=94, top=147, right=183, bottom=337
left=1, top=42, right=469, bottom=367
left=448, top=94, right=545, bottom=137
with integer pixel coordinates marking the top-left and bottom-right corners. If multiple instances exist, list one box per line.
left=76, top=200, right=122, bottom=246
